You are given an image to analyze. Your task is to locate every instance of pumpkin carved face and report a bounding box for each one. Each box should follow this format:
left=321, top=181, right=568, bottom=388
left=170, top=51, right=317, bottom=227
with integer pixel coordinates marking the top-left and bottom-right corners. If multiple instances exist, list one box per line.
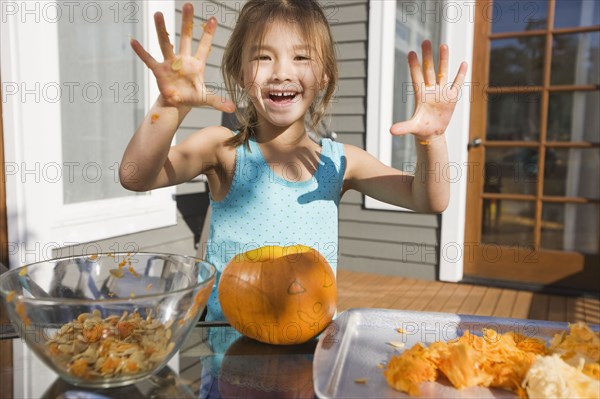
left=217, top=245, right=337, bottom=345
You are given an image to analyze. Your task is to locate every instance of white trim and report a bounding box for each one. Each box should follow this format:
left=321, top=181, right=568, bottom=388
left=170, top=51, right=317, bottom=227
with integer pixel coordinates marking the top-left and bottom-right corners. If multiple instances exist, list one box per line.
left=364, top=1, right=475, bottom=281
left=439, top=3, right=474, bottom=282
left=365, top=0, right=404, bottom=211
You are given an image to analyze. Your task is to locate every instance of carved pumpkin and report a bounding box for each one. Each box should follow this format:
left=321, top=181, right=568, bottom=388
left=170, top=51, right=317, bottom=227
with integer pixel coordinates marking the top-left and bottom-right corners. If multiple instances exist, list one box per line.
left=218, top=245, right=337, bottom=345
left=218, top=337, right=316, bottom=399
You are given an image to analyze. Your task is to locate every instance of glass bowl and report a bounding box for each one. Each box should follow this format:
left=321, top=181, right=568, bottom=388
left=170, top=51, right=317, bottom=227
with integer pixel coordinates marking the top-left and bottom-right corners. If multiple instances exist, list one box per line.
left=0, top=252, right=216, bottom=388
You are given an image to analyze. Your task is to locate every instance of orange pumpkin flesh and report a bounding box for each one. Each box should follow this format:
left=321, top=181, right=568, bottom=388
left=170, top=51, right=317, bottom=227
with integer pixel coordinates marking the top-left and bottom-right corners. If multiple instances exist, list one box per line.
left=218, top=245, right=337, bottom=345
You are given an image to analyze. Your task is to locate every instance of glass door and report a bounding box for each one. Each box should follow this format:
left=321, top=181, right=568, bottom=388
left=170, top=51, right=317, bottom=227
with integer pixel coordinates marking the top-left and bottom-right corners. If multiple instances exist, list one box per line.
left=464, top=0, right=599, bottom=292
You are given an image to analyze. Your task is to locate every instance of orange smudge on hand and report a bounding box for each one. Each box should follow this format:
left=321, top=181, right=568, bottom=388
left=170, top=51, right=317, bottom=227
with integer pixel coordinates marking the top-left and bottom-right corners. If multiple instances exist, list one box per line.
left=171, top=57, right=183, bottom=71
left=6, top=291, right=15, bottom=303
left=151, top=114, right=160, bottom=124
left=184, top=22, right=193, bottom=36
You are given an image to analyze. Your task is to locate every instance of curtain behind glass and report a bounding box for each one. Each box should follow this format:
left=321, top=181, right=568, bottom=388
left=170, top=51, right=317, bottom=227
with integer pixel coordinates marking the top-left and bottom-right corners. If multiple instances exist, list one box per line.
left=392, top=0, right=442, bottom=172
left=59, top=1, right=145, bottom=204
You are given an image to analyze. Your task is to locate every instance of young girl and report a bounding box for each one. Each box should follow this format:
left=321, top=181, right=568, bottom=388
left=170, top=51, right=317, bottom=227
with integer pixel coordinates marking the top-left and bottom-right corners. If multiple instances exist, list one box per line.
left=122, top=0, right=467, bottom=322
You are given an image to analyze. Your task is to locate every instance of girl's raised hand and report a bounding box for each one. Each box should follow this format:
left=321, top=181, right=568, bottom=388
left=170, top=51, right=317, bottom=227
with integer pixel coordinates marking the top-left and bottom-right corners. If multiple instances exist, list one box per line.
left=130, top=3, right=235, bottom=112
left=390, top=40, right=467, bottom=142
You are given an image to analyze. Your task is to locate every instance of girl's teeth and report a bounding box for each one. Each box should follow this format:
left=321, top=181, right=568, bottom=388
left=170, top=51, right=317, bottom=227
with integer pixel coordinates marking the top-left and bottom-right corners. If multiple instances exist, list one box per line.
left=268, top=92, right=298, bottom=101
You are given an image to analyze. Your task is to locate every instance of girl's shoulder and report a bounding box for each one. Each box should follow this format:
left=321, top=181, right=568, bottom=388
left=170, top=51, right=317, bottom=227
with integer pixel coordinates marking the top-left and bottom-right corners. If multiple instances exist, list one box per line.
left=177, top=125, right=236, bottom=169
left=187, top=125, right=236, bottom=149
left=202, top=125, right=237, bottom=165
left=340, top=143, right=381, bottom=180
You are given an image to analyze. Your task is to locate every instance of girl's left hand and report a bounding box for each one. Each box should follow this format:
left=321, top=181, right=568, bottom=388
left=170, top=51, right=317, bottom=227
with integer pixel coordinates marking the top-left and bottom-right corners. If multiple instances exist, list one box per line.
left=390, top=40, right=468, bottom=142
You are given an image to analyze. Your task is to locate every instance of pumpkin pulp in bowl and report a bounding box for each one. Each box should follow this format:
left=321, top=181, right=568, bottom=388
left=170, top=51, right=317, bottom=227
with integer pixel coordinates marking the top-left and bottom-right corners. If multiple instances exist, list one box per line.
left=0, top=252, right=216, bottom=387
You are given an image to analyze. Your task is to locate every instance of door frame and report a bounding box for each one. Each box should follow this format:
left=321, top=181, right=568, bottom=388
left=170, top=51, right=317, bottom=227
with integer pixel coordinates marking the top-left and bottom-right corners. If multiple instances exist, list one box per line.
left=1, top=72, right=14, bottom=399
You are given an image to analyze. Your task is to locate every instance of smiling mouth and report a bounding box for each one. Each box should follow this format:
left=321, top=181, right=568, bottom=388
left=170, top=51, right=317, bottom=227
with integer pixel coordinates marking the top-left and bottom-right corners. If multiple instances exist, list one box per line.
left=268, top=92, right=299, bottom=103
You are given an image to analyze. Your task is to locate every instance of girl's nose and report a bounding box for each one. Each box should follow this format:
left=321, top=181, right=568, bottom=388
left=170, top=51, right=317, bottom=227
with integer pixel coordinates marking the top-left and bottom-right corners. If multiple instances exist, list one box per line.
left=271, top=59, right=292, bottom=82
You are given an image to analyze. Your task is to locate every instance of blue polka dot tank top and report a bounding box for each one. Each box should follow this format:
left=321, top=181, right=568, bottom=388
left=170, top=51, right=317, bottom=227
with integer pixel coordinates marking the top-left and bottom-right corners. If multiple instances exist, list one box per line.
left=204, top=135, right=346, bottom=321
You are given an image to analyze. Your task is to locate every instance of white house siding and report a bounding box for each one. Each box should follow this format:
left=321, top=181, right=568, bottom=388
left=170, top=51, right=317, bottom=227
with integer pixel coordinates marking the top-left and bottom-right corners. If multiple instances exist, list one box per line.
left=53, top=1, right=441, bottom=280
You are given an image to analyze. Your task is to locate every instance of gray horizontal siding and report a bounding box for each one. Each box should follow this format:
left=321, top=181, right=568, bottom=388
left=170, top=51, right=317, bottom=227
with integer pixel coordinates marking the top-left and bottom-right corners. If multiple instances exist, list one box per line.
left=339, top=255, right=437, bottom=280
left=329, top=97, right=365, bottom=115
left=52, top=214, right=197, bottom=259
left=340, top=221, right=437, bottom=244
left=326, top=0, right=441, bottom=280
left=336, top=78, right=365, bottom=97
left=339, top=204, right=439, bottom=228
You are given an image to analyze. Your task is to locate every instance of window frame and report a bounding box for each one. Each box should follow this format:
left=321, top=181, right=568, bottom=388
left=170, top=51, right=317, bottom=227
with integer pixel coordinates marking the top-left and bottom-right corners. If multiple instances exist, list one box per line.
left=365, top=0, right=474, bottom=281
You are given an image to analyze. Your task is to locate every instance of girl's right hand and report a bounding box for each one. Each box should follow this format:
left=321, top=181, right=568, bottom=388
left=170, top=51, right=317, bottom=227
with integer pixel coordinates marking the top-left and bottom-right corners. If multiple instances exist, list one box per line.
left=130, top=3, right=235, bottom=112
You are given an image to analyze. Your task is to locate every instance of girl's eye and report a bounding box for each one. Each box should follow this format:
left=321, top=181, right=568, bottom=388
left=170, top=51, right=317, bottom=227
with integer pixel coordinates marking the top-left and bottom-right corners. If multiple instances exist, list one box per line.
left=295, top=55, right=310, bottom=61
left=256, top=55, right=270, bottom=61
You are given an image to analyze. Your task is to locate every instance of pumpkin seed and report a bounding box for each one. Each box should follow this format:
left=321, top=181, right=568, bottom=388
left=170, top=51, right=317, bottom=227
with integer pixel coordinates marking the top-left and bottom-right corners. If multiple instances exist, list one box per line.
left=387, top=341, right=405, bottom=349
left=109, top=269, right=125, bottom=278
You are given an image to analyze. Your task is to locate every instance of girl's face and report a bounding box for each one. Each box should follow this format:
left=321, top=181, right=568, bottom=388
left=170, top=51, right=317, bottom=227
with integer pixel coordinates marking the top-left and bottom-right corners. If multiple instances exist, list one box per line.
left=241, top=21, right=325, bottom=131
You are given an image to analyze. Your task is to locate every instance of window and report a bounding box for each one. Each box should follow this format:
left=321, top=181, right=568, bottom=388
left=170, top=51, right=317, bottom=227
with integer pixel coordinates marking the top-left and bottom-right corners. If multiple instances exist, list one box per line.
left=366, top=0, right=474, bottom=282
left=391, top=2, right=442, bottom=174
left=2, top=1, right=177, bottom=267
left=366, top=0, right=471, bottom=212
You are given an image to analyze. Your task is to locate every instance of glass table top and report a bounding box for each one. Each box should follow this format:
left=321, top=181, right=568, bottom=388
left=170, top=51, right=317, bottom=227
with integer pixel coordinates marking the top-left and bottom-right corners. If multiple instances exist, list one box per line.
left=1, top=322, right=318, bottom=399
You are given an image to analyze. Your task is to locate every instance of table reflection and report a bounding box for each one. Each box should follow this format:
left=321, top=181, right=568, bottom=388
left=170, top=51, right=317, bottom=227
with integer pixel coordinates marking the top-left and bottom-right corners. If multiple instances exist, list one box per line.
left=5, top=324, right=318, bottom=399
left=218, top=336, right=316, bottom=399
left=42, top=367, right=195, bottom=399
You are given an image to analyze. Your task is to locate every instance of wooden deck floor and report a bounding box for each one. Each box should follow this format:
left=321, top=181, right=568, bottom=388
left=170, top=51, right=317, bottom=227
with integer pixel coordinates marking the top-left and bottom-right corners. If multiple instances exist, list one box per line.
left=336, top=268, right=600, bottom=324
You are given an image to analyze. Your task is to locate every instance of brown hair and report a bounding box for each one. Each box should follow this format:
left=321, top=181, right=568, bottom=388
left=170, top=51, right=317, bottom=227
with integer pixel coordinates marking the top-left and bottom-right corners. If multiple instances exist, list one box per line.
left=221, top=0, right=338, bottom=147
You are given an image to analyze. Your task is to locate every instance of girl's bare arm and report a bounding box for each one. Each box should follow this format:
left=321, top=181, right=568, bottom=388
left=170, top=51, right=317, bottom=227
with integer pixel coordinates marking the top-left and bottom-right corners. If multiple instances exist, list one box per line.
left=120, top=3, right=234, bottom=191
left=344, top=41, right=467, bottom=213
